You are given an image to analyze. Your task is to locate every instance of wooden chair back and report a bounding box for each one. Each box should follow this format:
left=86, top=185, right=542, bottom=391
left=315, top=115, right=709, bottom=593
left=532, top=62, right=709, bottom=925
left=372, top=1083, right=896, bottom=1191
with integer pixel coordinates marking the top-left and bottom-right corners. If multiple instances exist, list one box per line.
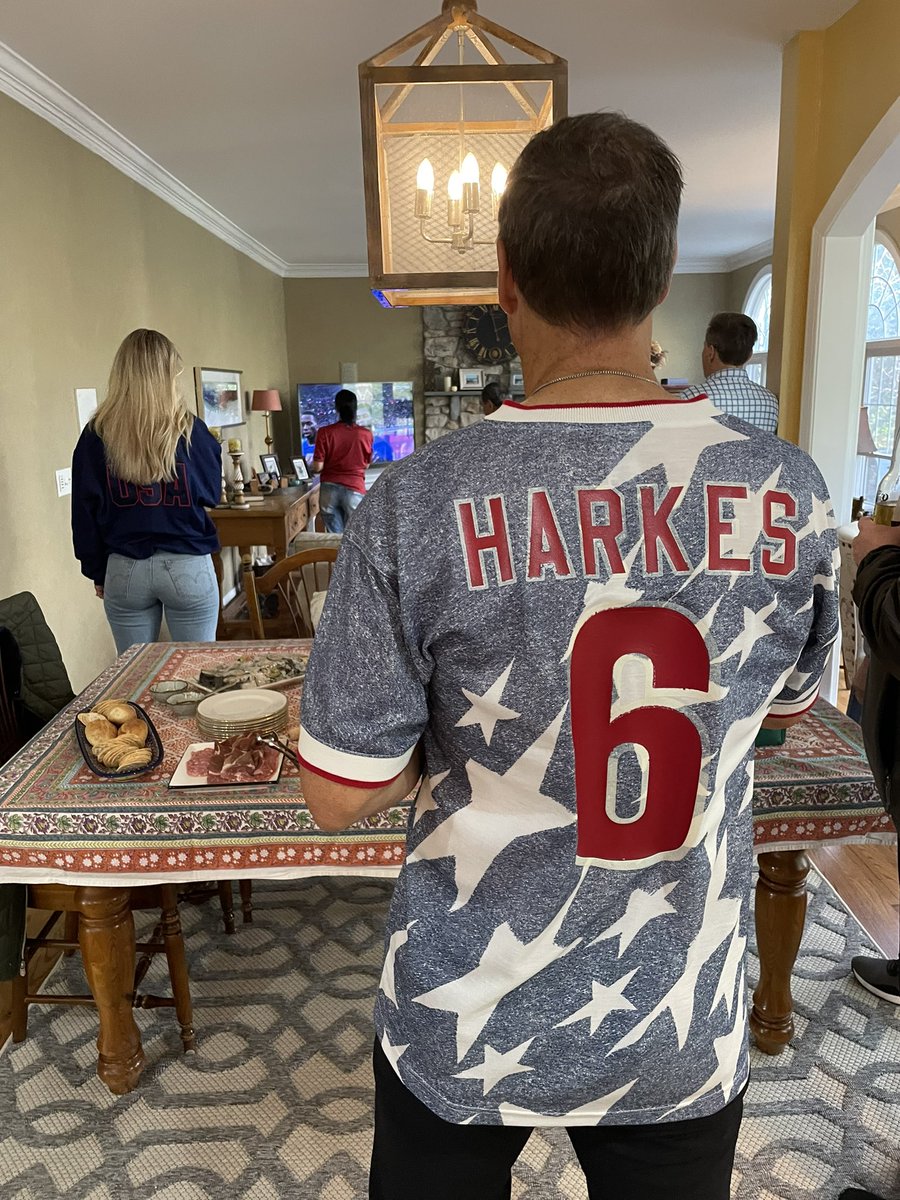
left=243, top=547, right=339, bottom=640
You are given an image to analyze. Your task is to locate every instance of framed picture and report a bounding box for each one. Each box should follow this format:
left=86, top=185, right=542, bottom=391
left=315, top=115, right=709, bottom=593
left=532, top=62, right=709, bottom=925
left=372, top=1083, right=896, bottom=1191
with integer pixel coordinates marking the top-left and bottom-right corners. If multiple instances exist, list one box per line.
left=291, top=456, right=310, bottom=481
left=459, top=368, right=484, bottom=390
left=260, top=454, right=281, bottom=478
left=256, top=471, right=270, bottom=488
left=510, top=372, right=524, bottom=391
left=194, top=367, right=243, bottom=428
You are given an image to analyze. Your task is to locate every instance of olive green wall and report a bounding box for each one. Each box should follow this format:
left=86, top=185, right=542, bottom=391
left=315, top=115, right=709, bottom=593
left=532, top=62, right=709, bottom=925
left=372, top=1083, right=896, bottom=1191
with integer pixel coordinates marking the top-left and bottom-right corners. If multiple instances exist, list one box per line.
left=281, top=280, right=425, bottom=454
left=281, top=272, right=732, bottom=424
left=652, top=272, right=731, bottom=385
left=728, top=256, right=772, bottom=314
left=0, top=92, right=288, bottom=691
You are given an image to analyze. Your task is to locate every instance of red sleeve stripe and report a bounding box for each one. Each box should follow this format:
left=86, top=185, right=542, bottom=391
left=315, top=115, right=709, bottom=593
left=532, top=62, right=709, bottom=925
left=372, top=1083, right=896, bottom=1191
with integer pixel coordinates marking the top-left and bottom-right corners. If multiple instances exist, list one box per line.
left=298, top=726, right=414, bottom=787
left=297, top=753, right=402, bottom=790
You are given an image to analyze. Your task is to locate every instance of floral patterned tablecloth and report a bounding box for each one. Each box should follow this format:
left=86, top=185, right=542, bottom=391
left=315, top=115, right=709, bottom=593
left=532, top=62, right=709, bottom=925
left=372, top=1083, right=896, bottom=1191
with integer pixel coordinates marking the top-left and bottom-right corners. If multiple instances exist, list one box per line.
left=0, top=642, right=893, bottom=885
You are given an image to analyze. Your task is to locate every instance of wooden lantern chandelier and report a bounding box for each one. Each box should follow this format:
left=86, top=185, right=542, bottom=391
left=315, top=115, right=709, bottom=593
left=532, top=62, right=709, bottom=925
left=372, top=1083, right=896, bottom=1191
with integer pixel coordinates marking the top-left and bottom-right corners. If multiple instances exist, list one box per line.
left=358, top=1, right=567, bottom=307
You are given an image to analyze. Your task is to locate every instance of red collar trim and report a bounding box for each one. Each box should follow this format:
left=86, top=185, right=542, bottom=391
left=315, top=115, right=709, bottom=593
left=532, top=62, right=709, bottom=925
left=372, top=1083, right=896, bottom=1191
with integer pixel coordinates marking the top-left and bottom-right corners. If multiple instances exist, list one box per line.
left=502, top=395, right=707, bottom=411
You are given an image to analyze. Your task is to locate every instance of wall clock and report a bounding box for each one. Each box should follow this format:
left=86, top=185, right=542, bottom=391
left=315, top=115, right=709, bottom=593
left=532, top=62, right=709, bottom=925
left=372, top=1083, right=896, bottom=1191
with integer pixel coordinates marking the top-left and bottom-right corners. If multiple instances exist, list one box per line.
left=463, top=305, right=517, bottom=364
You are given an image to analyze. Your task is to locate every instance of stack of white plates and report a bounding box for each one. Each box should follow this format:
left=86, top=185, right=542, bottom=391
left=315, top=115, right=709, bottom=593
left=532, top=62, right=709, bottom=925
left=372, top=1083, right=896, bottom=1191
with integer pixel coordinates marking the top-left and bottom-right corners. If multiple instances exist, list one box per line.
left=196, top=689, right=288, bottom=740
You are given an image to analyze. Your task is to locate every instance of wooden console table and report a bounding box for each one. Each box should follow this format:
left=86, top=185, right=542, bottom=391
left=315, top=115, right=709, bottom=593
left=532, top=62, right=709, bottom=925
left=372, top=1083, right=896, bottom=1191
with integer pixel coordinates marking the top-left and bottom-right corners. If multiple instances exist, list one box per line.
left=209, top=484, right=320, bottom=637
left=210, top=483, right=320, bottom=561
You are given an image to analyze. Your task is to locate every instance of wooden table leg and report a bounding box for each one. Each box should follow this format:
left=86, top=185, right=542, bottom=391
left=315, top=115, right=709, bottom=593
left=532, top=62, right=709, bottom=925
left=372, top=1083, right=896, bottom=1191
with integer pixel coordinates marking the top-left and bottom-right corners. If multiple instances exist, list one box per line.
left=750, top=850, right=810, bottom=1055
left=76, top=886, right=145, bottom=1094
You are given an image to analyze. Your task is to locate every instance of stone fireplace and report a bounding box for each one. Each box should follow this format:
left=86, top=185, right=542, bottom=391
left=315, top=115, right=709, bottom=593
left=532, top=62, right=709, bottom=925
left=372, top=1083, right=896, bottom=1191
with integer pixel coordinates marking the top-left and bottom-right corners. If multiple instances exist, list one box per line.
left=421, top=305, right=522, bottom=443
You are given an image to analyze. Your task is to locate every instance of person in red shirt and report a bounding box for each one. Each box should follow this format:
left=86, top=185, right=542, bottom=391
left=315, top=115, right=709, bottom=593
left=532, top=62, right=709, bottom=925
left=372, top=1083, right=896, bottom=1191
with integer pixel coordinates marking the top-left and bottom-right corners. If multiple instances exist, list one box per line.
left=311, top=390, right=373, bottom=532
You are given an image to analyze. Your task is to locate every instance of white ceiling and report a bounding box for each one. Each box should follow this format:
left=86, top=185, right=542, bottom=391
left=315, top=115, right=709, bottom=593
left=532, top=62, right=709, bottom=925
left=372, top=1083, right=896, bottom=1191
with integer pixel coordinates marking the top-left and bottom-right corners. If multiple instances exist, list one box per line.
left=0, top=0, right=856, bottom=275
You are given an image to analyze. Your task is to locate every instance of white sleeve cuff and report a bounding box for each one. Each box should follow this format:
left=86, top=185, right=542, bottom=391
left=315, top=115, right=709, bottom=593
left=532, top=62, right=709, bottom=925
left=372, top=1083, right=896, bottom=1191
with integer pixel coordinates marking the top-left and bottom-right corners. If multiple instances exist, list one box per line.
left=298, top=726, right=415, bottom=788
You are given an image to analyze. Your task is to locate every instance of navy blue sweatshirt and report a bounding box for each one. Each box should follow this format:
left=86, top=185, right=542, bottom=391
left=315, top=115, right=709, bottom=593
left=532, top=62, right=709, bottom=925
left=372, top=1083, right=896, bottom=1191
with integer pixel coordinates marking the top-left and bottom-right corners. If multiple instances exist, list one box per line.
left=72, top=420, right=222, bottom=585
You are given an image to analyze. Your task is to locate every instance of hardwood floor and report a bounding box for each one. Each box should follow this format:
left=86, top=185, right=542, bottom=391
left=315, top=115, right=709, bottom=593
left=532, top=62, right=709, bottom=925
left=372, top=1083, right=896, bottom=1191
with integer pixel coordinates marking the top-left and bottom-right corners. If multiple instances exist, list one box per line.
left=810, top=842, right=899, bottom=957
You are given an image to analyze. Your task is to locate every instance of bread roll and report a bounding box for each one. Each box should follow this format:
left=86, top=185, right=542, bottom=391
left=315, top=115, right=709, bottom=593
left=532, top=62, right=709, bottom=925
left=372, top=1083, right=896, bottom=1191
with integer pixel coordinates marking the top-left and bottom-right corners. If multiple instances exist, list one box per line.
left=84, top=718, right=118, bottom=746
left=77, top=712, right=106, bottom=727
left=94, top=699, right=134, bottom=724
left=118, top=718, right=148, bottom=747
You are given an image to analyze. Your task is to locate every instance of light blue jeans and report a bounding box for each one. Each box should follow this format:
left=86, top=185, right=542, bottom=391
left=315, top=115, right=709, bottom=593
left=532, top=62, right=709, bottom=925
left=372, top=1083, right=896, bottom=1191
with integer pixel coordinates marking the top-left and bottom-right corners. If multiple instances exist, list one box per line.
left=319, top=482, right=364, bottom=533
left=103, top=552, right=219, bottom=654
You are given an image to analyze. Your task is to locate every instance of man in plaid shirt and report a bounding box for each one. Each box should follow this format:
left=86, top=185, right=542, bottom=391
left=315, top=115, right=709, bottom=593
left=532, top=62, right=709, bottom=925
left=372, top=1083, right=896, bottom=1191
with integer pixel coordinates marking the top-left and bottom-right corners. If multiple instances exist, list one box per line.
left=681, top=312, right=779, bottom=433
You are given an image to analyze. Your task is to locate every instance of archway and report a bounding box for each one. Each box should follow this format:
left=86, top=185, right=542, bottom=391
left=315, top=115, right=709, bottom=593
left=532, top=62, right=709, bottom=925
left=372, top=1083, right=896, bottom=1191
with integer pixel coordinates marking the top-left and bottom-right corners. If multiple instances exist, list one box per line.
left=800, top=96, right=900, bottom=522
left=798, top=96, right=900, bottom=702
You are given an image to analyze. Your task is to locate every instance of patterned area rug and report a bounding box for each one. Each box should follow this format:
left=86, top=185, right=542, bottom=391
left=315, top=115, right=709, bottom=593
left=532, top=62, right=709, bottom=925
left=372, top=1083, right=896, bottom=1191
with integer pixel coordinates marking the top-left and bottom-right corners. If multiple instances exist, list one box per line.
left=1, top=875, right=899, bottom=1199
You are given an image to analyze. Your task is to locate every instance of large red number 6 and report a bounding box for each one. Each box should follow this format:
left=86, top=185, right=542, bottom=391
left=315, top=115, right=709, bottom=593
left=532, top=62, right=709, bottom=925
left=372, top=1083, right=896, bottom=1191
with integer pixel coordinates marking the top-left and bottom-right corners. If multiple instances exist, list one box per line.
left=570, top=607, right=710, bottom=862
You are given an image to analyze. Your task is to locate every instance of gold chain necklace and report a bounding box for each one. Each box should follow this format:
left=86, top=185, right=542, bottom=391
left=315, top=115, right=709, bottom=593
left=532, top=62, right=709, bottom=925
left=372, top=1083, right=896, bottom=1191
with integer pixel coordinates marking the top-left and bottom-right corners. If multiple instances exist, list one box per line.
left=528, top=368, right=655, bottom=399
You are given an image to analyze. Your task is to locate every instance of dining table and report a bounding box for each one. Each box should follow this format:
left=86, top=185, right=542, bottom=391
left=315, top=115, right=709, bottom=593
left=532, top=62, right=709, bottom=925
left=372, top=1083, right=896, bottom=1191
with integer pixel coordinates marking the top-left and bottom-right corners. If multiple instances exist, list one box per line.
left=0, top=640, right=893, bottom=1094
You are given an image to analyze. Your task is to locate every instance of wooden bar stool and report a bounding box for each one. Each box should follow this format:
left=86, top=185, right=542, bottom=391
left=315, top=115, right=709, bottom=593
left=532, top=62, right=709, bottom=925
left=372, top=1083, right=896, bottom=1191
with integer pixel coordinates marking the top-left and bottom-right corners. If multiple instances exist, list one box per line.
left=11, top=883, right=194, bottom=1053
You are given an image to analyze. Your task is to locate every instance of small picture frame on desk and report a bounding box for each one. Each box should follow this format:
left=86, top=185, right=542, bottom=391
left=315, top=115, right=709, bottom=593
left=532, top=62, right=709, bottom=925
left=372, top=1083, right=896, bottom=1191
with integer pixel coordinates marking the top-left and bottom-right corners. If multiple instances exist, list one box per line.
left=459, top=368, right=484, bottom=390
left=260, top=453, right=281, bottom=478
left=291, top=456, right=310, bottom=481
left=256, top=471, right=271, bottom=490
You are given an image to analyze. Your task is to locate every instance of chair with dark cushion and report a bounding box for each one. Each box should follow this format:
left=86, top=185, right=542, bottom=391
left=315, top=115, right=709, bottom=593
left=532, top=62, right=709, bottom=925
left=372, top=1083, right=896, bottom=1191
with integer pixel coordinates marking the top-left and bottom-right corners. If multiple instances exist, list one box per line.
left=0, top=592, right=75, bottom=725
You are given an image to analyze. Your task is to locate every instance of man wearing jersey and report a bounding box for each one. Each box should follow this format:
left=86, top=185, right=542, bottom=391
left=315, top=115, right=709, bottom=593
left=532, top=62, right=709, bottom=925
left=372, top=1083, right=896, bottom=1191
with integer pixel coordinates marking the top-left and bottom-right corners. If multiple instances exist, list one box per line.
left=299, top=113, right=838, bottom=1200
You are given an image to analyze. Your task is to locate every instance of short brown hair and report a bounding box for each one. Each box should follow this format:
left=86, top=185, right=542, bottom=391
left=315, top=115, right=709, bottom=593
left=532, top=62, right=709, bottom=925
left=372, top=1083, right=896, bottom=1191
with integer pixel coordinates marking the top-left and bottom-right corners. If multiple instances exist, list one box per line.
left=705, top=313, right=758, bottom=366
left=498, top=112, right=683, bottom=333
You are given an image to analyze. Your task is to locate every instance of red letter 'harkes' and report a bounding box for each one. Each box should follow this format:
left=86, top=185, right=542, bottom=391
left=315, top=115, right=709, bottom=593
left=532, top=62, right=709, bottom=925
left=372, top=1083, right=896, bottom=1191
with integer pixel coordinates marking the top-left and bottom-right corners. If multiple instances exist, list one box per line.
left=527, top=489, right=574, bottom=580
left=455, top=486, right=802, bottom=589
left=578, top=489, right=625, bottom=576
left=640, top=485, right=689, bottom=574
left=455, top=496, right=515, bottom=590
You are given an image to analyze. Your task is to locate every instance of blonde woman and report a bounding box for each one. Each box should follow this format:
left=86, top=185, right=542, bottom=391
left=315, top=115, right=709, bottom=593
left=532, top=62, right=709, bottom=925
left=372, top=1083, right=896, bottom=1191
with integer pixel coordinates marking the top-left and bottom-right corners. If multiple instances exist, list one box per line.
left=72, top=329, right=222, bottom=652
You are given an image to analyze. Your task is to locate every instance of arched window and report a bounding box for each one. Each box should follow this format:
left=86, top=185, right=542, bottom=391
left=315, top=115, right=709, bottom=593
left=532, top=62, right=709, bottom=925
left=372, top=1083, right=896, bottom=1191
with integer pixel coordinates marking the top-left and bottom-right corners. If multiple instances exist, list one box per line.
left=856, top=234, right=900, bottom=506
left=743, top=267, right=772, bottom=385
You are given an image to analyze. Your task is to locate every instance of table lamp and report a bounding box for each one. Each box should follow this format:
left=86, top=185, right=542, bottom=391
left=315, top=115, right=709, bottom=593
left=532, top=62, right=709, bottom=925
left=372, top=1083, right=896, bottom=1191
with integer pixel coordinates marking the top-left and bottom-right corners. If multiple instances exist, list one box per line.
left=251, top=389, right=282, bottom=454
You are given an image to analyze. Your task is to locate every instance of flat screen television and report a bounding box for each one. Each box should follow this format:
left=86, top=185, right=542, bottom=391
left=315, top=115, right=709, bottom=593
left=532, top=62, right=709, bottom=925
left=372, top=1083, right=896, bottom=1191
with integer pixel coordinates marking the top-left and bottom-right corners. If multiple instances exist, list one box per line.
left=298, top=382, right=415, bottom=466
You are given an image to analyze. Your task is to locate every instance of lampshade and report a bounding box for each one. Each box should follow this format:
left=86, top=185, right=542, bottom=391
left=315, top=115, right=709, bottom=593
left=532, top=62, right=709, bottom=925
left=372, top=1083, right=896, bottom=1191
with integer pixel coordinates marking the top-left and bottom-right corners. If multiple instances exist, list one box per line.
left=857, top=406, right=877, bottom=456
left=251, top=389, right=282, bottom=413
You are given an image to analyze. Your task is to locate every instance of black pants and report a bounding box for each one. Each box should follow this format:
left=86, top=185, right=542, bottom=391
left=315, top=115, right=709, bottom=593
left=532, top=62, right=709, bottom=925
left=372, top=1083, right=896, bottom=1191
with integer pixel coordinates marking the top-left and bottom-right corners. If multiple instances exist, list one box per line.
left=369, top=1041, right=745, bottom=1200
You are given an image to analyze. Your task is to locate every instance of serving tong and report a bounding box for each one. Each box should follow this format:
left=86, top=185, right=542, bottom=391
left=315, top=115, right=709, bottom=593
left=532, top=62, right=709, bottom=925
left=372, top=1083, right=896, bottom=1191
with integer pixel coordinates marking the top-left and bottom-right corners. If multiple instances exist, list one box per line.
left=255, top=732, right=301, bottom=769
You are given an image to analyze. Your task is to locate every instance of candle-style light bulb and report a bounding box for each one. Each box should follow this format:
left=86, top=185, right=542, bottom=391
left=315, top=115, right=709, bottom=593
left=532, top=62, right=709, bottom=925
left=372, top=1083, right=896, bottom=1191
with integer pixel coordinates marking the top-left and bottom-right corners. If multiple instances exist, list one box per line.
left=461, top=153, right=480, bottom=184
left=461, top=152, right=480, bottom=214
left=447, top=169, right=463, bottom=229
left=415, top=157, right=434, bottom=218
left=490, top=162, right=508, bottom=219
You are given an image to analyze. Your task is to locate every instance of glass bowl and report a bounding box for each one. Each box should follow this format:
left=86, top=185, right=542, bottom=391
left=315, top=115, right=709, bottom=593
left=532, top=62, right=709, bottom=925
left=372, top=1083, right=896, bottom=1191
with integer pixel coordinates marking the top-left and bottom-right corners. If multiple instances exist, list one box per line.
left=150, top=679, right=188, bottom=704
left=165, top=691, right=206, bottom=717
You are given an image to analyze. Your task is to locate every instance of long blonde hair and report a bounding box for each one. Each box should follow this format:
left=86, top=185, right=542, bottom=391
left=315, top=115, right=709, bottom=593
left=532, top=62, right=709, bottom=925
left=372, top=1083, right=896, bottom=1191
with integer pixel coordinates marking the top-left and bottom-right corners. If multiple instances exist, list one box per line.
left=93, top=329, right=193, bottom=484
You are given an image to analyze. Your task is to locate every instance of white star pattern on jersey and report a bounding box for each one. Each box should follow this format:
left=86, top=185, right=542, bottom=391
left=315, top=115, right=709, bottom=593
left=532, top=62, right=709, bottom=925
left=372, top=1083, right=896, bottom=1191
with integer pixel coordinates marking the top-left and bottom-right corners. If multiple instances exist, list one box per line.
left=413, top=769, right=449, bottom=825
left=712, top=597, right=778, bottom=671
left=381, top=921, right=416, bottom=1007
left=666, top=982, right=747, bottom=1116
left=413, top=867, right=586, bottom=1061
left=588, top=885, right=678, bottom=957
left=555, top=970, right=638, bottom=1035
left=455, top=661, right=520, bottom=745
left=454, top=1039, right=536, bottom=1095
left=611, top=825, right=740, bottom=1054
left=380, top=1030, right=410, bottom=1072
left=601, top=414, right=748, bottom=493
left=409, top=706, right=574, bottom=912
left=498, top=1077, right=638, bottom=1126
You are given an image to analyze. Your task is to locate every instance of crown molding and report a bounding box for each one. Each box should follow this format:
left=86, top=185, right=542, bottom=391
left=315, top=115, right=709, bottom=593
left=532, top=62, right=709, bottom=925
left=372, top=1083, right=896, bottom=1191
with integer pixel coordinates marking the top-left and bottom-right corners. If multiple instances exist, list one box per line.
left=0, top=41, right=289, bottom=277
left=674, top=256, right=730, bottom=274
left=0, top=42, right=778, bottom=284
left=724, top=239, right=774, bottom=272
left=283, top=262, right=369, bottom=278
